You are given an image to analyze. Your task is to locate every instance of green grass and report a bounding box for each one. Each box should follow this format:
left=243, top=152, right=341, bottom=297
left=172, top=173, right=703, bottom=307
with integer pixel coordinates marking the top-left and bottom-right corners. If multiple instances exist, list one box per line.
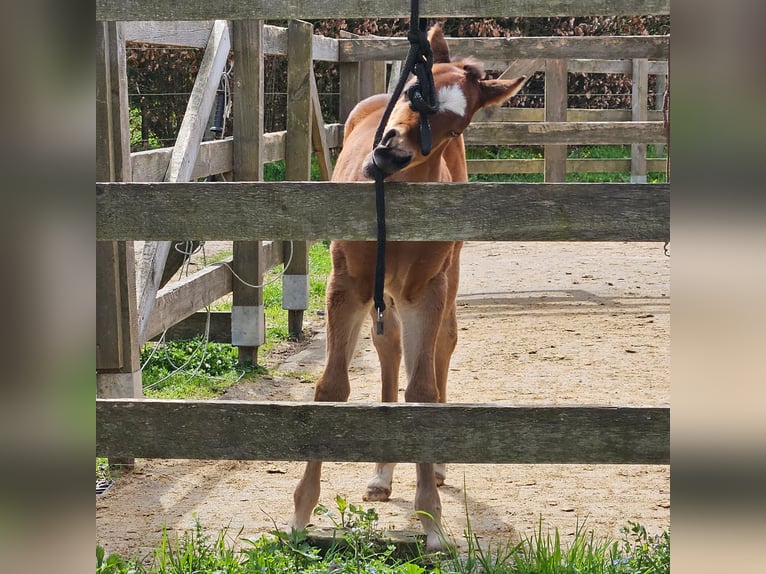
left=96, top=497, right=669, bottom=573
left=136, top=240, right=331, bottom=397
left=466, top=145, right=667, bottom=184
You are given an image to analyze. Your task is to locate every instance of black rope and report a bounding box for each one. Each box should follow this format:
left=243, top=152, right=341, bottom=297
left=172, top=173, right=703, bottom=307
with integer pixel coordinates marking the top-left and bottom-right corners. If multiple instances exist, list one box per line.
left=372, top=0, right=437, bottom=334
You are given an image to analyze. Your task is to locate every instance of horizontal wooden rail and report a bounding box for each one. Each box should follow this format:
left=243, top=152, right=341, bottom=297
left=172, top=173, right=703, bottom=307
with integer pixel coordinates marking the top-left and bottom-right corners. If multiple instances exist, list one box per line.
left=97, top=399, right=669, bottom=464
left=97, top=1, right=670, bottom=21
left=131, top=124, right=343, bottom=182
left=474, top=109, right=665, bottom=123
left=97, top=181, right=669, bottom=242
left=466, top=158, right=667, bottom=175
left=340, top=36, right=669, bottom=62
left=123, top=22, right=340, bottom=60
left=464, top=121, right=666, bottom=146
left=145, top=256, right=232, bottom=341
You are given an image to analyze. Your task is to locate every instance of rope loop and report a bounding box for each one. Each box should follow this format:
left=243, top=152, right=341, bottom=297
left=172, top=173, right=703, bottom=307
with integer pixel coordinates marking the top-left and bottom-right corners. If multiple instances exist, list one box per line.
left=372, top=1, right=436, bottom=334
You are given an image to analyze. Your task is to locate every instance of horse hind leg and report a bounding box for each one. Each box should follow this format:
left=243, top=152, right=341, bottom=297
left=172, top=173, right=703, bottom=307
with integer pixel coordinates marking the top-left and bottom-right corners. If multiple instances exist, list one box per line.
left=365, top=299, right=401, bottom=502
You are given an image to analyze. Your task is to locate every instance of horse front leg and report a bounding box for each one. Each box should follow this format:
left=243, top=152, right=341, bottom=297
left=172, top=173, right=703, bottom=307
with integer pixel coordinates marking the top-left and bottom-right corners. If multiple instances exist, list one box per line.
left=365, top=298, right=402, bottom=502
left=290, top=266, right=369, bottom=532
left=433, top=244, right=461, bottom=487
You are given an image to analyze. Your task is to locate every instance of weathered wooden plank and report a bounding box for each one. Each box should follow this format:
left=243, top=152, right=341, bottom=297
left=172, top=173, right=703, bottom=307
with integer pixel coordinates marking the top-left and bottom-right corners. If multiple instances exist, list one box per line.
left=631, top=58, right=649, bottom=183
left=465, top=157, right=668, bottom=174
left=144, top=256, right=233, bottom=342
left=97, top=399, right=670, bottom=464
left=473, top=58, right=668, bottom=75
left=97, top=1, right=671, bottom=21
left=339, top=36, right=669, bottom=62
left=310, top=72, right=334, bottom=181
left=284, top=20, right=314, bottom=337
left=231, top=20, right=266, bottom=364
left=97, top=21, right=130, bottom=371
left=544, top=59, right=567, bottom=182
left=131, top=138, right=233, bottom=182
left=464, top=121, right=666, bottom=145
left=97, top=181, right=669, bottom=242
left=130, top=123, right=344, bottom=181
left=123, top=20, right=214, bottom=47
left=96, top=21, right=142, bottom=426
left=474, top=108, right=665, bottom=123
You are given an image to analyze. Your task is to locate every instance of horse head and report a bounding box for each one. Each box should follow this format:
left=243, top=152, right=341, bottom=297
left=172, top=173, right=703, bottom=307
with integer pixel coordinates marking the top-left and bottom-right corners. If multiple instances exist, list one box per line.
left=363, top=25, right=527, bottom=178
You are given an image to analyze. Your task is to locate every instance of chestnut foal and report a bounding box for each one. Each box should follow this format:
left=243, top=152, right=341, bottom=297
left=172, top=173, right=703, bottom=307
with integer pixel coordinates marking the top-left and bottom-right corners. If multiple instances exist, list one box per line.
left=290, top=25, right=525, bottom=550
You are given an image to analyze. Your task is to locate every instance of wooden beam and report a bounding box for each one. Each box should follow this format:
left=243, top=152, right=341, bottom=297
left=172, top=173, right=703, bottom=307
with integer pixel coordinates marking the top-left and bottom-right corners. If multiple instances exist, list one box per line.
left=463, top=121, right=667, bottom=146
left=310, top=72, right=334, bottom=181
left=130, top=123, right=344, bottom=183
left=97, top=181, right=670, bottom=242
left=231, top=20, right=266, bottom=365
left=97, top=399, right=670, bottom=465
left=631, top=58, right=649, bottom=183
left=544, top=59, right=567, bottom=182
left=144, top=256, right=233, bottom=342
left=472, top=108, right=665, bottom=123
left=123, top=20, right=214, bottom=47
left=97, top=1, right=671, bottom=21
left=96, top=21, right=142, bottom=421
left=338, top=35, right=669, bottom=62
left=284, top=20, right=313, bottom=338
left=465, top=157, right=668, bottom=175
left=131, top=138, right=233, bottom=182
left=136, top=20, right=231, bottom=346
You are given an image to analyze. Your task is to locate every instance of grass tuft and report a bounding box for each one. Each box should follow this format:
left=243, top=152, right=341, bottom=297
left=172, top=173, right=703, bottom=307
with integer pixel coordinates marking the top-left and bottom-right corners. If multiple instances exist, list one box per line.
left=97, top=497, right=669, bottom=573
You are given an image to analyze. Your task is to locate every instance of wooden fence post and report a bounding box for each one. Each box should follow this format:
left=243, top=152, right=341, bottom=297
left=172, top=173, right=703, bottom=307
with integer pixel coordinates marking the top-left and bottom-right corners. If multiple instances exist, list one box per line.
left=284, top=19, right=313, bottom=338
left=654, top=67, right=667, bottom=159
left=231, top=20, right=266, bottom=365
left=631, top=58, right=649, bottom=183
left=96, top=20, right=142, bottom=470
left=544, top=59, right=567, bottom=182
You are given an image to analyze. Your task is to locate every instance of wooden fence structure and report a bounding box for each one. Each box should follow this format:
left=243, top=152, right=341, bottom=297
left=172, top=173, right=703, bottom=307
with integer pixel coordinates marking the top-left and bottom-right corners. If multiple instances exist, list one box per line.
left=97, top=0, right=670, bottom=470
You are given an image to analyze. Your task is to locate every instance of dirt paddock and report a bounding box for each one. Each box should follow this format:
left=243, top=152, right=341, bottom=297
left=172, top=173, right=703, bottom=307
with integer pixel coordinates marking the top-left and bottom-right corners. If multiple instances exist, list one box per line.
left=97, top=241, right=670, bottom=559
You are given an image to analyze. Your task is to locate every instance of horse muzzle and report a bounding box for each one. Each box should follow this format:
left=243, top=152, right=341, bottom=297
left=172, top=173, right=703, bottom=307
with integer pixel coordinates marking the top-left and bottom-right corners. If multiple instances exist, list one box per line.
left=363, top=146, right=413, bottom=178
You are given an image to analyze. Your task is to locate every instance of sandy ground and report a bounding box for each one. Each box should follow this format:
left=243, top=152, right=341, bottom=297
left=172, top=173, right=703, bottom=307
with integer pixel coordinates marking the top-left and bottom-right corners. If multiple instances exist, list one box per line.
left=99, top=241, right=669, bottom=559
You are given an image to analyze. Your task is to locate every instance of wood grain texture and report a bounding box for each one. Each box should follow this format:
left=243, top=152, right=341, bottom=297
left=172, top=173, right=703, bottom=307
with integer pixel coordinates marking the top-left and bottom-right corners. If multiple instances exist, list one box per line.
left=97, top=1, right=670, bottom=21
left=96, top=22, right=140, bottom=378
left=144, top=257, right=233, bottom=341
left=97, top=181, right=669, bottom=242
left=97, top=399, right=669, bottom=464
left=466, top=158, right=667, bottom=175
left=463, top=121, right=666, bottom=145
left=231, top=20, right=266, bottom=361
left=339, top=36, right=669, bottom=62
left=544, top=59, right=567, bottom=182
left=631, top=58, right=649, bottom=183
left=473, top=108, right=665, bottom=123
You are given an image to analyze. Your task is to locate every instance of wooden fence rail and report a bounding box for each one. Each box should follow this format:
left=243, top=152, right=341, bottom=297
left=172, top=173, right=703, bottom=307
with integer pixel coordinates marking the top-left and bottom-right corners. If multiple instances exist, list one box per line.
left=97, top=399, right=670, bottom=465
left=97, top=0, right=671, bottom=21
left=97, top=181, right=669, bottom=242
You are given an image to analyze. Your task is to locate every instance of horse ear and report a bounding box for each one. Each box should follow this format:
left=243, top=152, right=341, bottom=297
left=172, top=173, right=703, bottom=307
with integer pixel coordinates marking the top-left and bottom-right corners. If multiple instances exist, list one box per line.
left=478, top=76, right=527, bottom=109
left=427, top=25, right=451, bottom=64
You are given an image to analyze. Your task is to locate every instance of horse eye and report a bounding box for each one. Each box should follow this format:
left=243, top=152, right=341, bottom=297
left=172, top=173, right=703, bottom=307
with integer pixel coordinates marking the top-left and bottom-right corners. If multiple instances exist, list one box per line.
left=449, top=130, right=461, bottom=137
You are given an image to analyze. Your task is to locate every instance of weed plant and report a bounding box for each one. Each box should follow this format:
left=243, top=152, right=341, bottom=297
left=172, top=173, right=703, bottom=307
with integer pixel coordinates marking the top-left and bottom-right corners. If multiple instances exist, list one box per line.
left=96, top=496, right=669, bottom=573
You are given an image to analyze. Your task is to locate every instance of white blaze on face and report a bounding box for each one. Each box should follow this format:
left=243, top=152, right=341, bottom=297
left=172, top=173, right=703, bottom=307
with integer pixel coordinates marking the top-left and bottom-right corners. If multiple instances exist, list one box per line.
left=437, top=84, right=467, bottom=117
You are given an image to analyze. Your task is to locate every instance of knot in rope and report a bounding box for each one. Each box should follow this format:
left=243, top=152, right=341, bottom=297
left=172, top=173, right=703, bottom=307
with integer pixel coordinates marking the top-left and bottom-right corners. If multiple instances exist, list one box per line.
left=372, top=1, right=436, bottom=334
